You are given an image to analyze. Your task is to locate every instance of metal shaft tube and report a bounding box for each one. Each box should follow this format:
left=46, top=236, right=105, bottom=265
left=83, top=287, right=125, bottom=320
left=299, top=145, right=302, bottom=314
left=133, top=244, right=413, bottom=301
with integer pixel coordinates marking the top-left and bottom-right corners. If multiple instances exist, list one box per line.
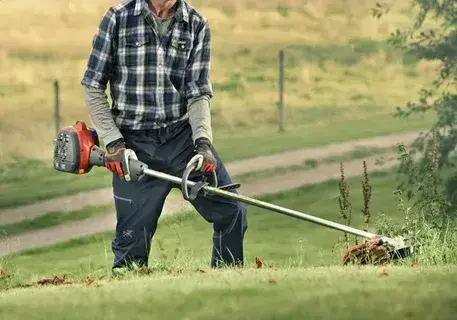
left=143, top=167, right=379, bottom=240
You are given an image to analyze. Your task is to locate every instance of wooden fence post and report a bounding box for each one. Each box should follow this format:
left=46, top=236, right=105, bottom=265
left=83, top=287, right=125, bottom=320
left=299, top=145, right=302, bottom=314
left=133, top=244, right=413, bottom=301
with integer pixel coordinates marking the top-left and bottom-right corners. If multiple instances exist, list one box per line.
left=278, top=50, right=285, bottom=132
left=54, top=80, right=60, bottom=133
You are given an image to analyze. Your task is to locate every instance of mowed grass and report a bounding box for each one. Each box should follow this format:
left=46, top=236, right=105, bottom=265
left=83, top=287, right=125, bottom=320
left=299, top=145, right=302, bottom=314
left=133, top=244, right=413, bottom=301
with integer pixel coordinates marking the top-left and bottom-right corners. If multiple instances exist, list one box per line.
left=2, top=169, right=408, bottom=281
left=2, top=168, right=456, bottom=319
left=1, top=266, right=457, bottom=320
left=0, top=0, right=438, bottom=163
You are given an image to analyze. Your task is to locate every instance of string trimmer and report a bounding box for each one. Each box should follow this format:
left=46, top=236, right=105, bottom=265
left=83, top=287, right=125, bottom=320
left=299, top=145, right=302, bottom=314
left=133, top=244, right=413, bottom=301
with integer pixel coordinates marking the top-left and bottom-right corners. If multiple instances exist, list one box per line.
left=53, top=121, right=413, bottom=265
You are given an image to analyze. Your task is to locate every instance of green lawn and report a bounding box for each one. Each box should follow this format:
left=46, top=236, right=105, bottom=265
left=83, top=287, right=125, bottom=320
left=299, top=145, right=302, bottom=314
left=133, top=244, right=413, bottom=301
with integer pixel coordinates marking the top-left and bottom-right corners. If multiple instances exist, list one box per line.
left=1, top=168, right=456, bottom=319
left=1, top=266, right=456, bottom=320
left=2, top=170, right=408, bottom=281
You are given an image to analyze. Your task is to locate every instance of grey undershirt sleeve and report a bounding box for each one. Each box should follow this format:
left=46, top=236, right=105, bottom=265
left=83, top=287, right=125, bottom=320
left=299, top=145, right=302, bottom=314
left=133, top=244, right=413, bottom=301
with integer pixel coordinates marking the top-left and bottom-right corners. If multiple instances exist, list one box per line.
left=84, top=83, right=213, bottom=146
left=83, top=85, right=123, bottom=146
left=188, top=95, right=213, bottom=144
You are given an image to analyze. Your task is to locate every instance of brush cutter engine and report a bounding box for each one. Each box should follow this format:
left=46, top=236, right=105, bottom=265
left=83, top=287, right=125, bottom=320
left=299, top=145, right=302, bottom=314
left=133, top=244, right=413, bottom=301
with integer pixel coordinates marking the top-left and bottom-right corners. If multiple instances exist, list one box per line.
left=53, top=121, right=103, bottom=174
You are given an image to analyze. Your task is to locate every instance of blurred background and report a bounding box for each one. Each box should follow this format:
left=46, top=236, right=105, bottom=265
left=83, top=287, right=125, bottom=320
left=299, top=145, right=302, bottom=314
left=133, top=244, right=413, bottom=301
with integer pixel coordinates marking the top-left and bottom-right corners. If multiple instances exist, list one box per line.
left=0, top=0, right=436, bottom=164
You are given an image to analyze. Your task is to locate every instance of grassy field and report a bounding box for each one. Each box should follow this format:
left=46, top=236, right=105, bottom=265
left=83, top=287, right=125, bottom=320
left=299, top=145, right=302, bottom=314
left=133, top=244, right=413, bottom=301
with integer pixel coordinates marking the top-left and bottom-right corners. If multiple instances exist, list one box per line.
left=1, top=266, right=457, bottom=320
left=1, top=169, right=408, bottom=281
left=1, top=168, right=456, bottom=319
left=0, top=0, right=438, bottom=163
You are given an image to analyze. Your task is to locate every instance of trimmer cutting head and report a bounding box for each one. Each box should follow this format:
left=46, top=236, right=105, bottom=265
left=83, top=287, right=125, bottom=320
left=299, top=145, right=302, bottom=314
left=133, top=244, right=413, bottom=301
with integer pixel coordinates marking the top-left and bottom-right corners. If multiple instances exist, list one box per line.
left=342, top=236, right=413, bottom=266
left=382, top=236, right=413, bottom=261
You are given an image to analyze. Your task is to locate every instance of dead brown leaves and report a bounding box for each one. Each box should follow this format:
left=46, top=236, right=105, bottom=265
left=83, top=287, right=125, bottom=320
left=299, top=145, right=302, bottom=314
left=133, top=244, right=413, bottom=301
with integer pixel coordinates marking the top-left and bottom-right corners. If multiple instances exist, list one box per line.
left=255, top=257, right=275, bottom=269
left=36, top=275, right=101, bottom=288
left=37, top=275, right=69, bottom=286
left=254, top=257, right=278, bottom=285
left=342, top=237, right=390, bottom=266
left=2, top=274, right=102, bottom=291
left=255, top=257, right=264, bottom=269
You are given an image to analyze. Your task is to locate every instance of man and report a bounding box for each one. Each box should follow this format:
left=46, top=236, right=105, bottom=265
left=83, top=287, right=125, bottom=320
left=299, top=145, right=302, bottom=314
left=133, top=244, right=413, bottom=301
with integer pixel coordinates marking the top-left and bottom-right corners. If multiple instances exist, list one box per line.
left=81, top=0, right=247, bottom=272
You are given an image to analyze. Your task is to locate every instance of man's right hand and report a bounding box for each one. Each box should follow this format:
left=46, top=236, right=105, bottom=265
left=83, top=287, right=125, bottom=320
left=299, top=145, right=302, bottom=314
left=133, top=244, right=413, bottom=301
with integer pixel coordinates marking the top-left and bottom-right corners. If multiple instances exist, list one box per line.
left=105, top=139, right=127, bottom=179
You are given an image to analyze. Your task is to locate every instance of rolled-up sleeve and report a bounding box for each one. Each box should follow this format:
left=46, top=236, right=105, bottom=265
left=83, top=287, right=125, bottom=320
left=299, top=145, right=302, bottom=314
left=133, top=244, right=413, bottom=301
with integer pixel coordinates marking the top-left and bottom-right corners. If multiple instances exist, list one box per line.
left=81, top=8, right=117, bottom=90
left=185, top=21, right=213, bottom=101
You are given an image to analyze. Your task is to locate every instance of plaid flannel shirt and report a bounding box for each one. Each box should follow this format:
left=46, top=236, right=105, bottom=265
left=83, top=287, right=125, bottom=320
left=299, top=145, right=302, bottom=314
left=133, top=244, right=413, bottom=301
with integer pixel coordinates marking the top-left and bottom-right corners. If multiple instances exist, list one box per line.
left=81, top=0, right=213, bottom=131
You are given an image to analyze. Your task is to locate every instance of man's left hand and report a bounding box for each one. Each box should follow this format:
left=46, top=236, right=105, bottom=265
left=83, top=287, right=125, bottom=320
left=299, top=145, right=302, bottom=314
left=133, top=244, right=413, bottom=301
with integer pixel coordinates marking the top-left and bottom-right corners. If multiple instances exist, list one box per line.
left=195, top=138, right=217, bottom=172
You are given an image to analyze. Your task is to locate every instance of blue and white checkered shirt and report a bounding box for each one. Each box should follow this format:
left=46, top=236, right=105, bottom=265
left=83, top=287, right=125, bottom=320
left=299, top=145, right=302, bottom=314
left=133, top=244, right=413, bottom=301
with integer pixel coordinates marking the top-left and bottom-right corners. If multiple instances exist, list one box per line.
left=81, top=0, right=213, bottom=131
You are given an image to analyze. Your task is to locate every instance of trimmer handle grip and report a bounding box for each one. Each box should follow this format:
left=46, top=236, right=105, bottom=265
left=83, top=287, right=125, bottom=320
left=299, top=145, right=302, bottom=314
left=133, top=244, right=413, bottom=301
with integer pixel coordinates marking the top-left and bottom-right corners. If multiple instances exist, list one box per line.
left=89, top=146, right=148, bottom=182
left=122, top=152, right=148, bottom=182
left=181, top=160, right=218, bottom=201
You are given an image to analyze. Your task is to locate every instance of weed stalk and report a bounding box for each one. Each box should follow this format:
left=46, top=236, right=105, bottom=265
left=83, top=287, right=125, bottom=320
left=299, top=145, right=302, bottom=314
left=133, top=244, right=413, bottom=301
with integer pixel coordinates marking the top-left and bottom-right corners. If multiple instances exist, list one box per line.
left=338, top=162, right=352, bottom=247
left=361, top=160, right=372, bottom=232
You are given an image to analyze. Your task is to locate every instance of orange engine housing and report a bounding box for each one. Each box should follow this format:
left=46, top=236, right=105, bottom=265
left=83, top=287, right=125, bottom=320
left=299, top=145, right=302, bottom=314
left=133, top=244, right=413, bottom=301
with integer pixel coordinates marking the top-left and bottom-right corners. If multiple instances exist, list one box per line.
left=53, top=121, right=100, bottom=174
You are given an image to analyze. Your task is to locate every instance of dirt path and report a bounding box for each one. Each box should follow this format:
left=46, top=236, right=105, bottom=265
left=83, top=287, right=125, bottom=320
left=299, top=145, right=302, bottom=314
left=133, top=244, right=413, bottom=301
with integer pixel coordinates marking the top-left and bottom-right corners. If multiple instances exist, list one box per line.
left=0, top=130, right=417, bottom=225
left=0, top=151, right=400, bottom=256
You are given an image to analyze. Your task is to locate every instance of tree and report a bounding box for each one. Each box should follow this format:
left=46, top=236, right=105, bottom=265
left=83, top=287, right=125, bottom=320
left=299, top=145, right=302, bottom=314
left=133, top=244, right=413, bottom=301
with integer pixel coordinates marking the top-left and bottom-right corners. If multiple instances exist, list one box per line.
left=373, top=1, right=457, bottom=207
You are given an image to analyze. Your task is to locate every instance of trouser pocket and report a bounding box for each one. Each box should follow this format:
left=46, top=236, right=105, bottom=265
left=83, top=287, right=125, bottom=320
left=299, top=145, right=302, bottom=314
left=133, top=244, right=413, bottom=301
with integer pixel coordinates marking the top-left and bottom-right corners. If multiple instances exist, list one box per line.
left=113, top=194, right=141, bottom=240
left=114, top=194, right=135, bottom=212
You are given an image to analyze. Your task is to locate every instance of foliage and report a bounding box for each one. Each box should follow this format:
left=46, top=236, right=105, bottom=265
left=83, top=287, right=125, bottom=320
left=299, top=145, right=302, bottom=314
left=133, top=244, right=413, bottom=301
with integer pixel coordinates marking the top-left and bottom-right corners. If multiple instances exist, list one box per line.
left=373, top=0, right=457, bottom=264
left=374, top=1, right=457, bottom=184
left=375, top=142, right=457, bottom=265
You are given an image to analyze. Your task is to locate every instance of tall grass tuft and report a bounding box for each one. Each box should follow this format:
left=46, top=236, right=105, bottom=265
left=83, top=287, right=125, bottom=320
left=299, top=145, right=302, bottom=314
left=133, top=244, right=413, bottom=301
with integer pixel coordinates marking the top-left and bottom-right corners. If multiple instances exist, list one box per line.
left=375, top=140, right=457, bottom=266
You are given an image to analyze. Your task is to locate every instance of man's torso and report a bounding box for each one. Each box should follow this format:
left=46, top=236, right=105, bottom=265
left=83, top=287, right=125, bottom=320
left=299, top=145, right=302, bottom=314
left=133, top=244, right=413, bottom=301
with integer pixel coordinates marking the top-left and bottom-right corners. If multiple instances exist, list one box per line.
left=99, top=0, right=207, bottom=130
